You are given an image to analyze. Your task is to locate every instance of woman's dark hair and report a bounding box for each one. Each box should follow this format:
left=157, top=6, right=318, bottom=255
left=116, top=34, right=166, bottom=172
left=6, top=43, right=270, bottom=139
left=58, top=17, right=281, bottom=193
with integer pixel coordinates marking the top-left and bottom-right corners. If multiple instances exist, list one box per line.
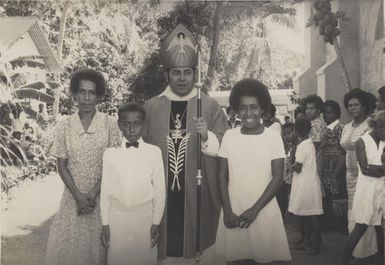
left=322, top=100, right=341, bottom=118
left=70, top=68, right=106, bottom=97
left=229, top=79, right=271, bottom=112
left=378, top=85, right=385, bottom=103
left=303, top=94, right=323, bottom=110
left=282, top=122, right=294, bottom=131
left=295, top=118, right=311, bottom=137
left=118, top=102, right=146, bottom=121
left=343, top=88, right=376, bottom=115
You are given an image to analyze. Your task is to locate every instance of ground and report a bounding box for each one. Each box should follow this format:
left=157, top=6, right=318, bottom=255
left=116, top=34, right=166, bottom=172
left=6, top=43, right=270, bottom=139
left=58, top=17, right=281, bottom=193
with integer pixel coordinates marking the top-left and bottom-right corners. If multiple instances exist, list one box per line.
left=0, top=175, right=381, bottom=265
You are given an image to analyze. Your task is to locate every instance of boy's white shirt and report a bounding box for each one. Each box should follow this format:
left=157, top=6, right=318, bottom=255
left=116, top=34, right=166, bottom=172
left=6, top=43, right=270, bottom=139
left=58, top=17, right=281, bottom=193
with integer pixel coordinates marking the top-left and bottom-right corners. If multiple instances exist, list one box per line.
left=100, top=137, right=166, bottom=226
left=159, top=86, right=219, bottom=156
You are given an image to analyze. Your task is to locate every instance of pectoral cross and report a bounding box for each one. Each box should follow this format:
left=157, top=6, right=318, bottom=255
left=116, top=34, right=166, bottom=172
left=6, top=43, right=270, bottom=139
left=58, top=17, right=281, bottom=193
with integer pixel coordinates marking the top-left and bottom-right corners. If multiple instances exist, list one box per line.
left=170, top=113, right=185, bottom=143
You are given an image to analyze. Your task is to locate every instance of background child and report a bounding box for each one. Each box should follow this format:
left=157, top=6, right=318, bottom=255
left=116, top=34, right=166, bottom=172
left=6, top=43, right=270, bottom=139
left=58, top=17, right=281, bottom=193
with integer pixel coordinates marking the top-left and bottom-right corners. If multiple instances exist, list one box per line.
left=100, top=103, right=166, bottom=265
left=336, top=110, right=385, bottom=265
left=288, top=118, right=324, bottom=255
left=215, top=79, right=291, bottom=265
left=277, top=122, right=296, bottom=219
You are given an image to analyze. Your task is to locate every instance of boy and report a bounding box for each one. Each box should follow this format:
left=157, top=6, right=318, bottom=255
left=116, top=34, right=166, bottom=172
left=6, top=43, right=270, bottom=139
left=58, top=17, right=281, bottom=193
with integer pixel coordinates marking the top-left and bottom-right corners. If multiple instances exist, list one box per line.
left=277, top=122, right=296, bottom=219
left=303, top=95, right=326, bottom=149
left=100, top=103, right=166, bottom=265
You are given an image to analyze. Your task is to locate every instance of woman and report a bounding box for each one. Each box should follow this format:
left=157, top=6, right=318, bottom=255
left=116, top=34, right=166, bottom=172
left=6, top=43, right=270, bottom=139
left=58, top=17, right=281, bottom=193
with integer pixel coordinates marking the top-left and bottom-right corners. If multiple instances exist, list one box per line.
left=320, top=100, right=346, bottom=224
left=340, top=88, right=378, bottom=259
left=45, top=69, right=120, bottom=265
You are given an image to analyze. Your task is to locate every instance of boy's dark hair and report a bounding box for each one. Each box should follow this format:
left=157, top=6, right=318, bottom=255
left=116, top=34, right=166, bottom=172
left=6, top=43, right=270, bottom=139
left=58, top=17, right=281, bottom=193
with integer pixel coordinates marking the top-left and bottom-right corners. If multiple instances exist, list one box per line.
left=70, top=68, right=106, bottom=97
left=229, top=79, right=271, bottom=112
left=226, top=106, right=231, bottom=115
left=295, top=118, right=311, bottom=137
left=282, top=122, right=295, bottom=131
left=118, top=103, right=146, bottom=120
left=322, top=100, right=341, bottom=118
left=294, top=106, right=304, bottom=118
left=303, top=94, right=323, bottom=110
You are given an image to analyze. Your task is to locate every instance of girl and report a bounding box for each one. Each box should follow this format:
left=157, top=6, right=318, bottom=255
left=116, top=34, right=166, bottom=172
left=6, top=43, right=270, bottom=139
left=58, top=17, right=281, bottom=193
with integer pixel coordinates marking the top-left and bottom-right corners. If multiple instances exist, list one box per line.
left=336, top=111, right=385, bottom=265
left=288, top=118, right=324, bottom=255
left=215, top=79, right=291, bottom=265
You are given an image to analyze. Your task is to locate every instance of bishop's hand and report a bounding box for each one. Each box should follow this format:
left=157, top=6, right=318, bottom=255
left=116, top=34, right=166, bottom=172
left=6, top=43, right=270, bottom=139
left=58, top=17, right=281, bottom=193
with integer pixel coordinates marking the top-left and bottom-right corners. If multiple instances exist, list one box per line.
left=193, top=117, right=208, bottom=142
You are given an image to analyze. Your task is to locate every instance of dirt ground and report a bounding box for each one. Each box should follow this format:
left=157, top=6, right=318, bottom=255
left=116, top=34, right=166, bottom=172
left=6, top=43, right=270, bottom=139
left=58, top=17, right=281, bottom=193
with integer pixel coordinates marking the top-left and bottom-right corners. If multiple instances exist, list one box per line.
left=0, top=176, right=382, bottom=265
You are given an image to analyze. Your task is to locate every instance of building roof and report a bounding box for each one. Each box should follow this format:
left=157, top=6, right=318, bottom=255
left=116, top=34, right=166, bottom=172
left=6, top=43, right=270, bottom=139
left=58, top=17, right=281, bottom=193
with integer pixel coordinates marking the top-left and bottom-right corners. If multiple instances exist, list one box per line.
left=0, top=16, right=62, bottom=73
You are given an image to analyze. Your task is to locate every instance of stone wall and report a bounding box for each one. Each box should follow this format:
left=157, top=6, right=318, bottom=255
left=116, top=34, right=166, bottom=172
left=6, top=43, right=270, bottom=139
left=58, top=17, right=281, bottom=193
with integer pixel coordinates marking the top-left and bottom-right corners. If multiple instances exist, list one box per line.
left=359, top=0, right=384, bottom=93
left=296, top=0, right=385, bottom=121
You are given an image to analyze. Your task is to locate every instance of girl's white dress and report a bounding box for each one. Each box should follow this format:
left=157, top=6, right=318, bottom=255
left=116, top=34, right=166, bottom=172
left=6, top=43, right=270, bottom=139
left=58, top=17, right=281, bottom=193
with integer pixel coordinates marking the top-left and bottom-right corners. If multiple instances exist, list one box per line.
left=288, top=138, right=323, bottom=216
left=352, top=132, right=385, bottom=225
left=215, top=127, right=291, bottom=263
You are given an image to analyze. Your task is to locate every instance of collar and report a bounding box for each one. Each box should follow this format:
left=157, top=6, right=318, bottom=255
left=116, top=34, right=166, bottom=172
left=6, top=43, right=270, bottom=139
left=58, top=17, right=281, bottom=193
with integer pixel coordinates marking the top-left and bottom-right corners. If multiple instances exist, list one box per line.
left=228, top=117, right=241, bottom=122
left=121, top=137, right=144, bottom=148
left=158, top=86, right=197, bottom=101
left=327, top=119, right=340, bottom=130
left=73, top=110, right=100, bottom=136
left=311, top=115, right=323, bottom=124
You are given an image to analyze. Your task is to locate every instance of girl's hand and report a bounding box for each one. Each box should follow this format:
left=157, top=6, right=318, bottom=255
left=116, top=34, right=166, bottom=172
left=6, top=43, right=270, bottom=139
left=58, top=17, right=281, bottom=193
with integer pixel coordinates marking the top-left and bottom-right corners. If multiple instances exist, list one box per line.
left=101, top=225, right=110, bottom=248
left=239, top=208, right=259, bottom=229
left=150, top=225, right=160, bottom=248
left=223, top=210, right=240, bottom=229
left=291, top=162, right=302, bottom=174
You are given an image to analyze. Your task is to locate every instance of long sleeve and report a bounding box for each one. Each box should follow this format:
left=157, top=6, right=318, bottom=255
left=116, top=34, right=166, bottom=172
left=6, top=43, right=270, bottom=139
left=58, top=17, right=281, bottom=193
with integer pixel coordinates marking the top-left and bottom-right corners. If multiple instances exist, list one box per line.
left=201, top=130, right=220, bottom=156
left=151, top=148, right=166, bottom=225
left=100, top=150, right=112, bottom=225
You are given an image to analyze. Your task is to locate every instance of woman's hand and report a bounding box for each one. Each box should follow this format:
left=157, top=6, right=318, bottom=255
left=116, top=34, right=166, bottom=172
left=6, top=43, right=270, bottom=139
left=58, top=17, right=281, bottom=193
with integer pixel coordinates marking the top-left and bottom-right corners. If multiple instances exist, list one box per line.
left=86, top=190, right=97, bottom=212
left=223, top=209, right=240, bottom=229
left=101, top=225, right=110, bottom=248
left=75, top=192, right=94, bottom=215
left=239, top=208, right=259, bottom=229
left=150, top=225, right=160, bottom=248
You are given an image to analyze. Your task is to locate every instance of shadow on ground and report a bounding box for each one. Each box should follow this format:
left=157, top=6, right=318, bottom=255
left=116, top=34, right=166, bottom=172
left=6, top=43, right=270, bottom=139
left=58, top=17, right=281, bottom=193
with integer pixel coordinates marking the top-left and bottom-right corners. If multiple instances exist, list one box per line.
left=1, top=216, right=53, bottom=265
left=1, top=214, right=381, bottom=265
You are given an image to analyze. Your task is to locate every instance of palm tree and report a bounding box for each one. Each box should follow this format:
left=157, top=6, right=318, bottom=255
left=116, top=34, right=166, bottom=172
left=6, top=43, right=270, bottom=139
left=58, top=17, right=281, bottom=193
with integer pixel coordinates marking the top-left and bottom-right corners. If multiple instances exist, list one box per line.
left=306, top=0, right=351, bottom=91
left=53, top=0, right=70, bottom=118
left=214, top=1, right=298, bottom=90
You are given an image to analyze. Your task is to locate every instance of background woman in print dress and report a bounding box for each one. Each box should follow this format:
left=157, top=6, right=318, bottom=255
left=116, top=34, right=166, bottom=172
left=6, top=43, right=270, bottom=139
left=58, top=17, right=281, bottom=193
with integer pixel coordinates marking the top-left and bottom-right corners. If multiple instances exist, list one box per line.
left=45, top=69, right=120, bottom=265
left=340, top=88, right=378, bottom=259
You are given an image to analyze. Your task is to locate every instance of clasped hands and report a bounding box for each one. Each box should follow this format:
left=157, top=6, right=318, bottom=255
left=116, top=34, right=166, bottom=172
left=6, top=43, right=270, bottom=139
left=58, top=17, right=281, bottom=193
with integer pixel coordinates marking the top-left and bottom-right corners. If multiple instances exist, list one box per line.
left=224, top=208, right=259, bottom=229
left=75, top=191, right=97, bottom=216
